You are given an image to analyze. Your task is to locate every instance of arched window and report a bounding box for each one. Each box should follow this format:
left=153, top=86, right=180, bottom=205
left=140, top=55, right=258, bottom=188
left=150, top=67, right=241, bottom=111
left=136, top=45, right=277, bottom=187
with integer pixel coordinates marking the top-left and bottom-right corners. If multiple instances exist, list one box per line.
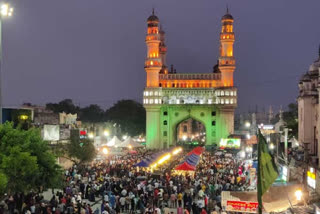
left=196, top=100, right=200, bottom=104
left=163, top=120, right=167, bottom=125
left=159, top=83, right=162, bottom=87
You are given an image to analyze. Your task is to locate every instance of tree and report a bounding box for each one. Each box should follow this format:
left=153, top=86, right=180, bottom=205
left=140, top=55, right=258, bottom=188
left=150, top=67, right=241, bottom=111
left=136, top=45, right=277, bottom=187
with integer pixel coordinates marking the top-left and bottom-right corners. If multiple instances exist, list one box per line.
left=283, top=103, right=298, bottom=138
left=0, top=122, right=61, bottom=193
left=64, top=131, right=96, bottom=165
left=0, top=172, right=7, bottom=194
left=272, top=103, right=298, bottom=138
left=105, top=100, right=146, bottom=137
left=79, top=104, right=105, bottom=123
left=1, top=147, right=38, bottom=193
left=46, top=99, right=79, bottom=114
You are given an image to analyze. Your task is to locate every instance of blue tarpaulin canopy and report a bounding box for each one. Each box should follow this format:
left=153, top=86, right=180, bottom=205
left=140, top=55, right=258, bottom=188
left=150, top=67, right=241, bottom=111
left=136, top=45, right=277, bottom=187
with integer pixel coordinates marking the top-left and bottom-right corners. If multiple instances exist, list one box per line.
left=186, top=155, right=200, bottom=166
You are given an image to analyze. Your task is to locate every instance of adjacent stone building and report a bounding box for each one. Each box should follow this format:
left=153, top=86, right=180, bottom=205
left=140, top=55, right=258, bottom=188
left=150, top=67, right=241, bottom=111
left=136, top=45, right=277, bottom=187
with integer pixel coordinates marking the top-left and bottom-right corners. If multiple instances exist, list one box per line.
left=298, top=47, right=320, bottom=160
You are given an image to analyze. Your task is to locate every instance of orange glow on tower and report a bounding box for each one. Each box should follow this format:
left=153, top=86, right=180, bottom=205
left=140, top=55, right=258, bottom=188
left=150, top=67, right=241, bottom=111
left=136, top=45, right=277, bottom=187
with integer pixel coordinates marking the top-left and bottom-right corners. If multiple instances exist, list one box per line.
left=219, top=7, right=235, bottom=87
left=145, top=9, right=162, bottom=88
left=144, top=9, right=236, bottom=89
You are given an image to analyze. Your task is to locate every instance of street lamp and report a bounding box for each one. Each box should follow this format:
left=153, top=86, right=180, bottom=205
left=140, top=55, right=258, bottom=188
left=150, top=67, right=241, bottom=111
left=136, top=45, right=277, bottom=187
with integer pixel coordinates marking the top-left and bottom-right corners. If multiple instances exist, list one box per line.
left=245, top=146, right=252, bottom=153
left=88, top=132, right=94, bottom=139
left=245, top=121, right=251, bottom=128
left=0, top=1, right=13, bottom=124
left=182, top=135, right=187, bottom=141
left=102, top=147, right=108, bottom=155
left=294, top=189, right=302, bottom=201
left=103, top=130, right=109, bottom=137
left=240, top=150, right=246, bottom=158
left=1, top=3, right=13, bottom=17
left=269, top=143, right=275, bottom=150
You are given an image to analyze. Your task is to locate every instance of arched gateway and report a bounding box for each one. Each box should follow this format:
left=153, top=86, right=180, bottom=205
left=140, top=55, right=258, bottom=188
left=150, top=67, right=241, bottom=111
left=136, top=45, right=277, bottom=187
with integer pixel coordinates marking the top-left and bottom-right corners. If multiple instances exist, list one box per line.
left=143, top=9, right=237, bottom=149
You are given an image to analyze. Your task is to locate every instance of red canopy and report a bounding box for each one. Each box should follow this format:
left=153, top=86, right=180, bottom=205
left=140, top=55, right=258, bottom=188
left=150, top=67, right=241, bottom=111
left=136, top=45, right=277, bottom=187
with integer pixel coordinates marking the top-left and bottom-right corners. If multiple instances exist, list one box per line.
left=187, top=146, right=205, bottom=156
left=175, top=162, right=196, bottom=171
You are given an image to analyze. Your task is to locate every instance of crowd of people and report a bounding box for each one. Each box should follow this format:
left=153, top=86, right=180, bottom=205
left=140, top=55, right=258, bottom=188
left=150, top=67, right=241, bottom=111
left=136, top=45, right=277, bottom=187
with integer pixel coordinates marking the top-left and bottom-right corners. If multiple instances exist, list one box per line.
left=0, top=148, right=255, bottom=214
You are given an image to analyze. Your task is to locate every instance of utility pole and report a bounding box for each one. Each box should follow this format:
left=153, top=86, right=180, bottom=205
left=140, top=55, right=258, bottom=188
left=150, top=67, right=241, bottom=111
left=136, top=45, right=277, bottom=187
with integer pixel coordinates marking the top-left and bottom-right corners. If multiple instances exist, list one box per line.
left=284, top=128, right=293, bottom=164
left=284, top=128, right=288, bottom=164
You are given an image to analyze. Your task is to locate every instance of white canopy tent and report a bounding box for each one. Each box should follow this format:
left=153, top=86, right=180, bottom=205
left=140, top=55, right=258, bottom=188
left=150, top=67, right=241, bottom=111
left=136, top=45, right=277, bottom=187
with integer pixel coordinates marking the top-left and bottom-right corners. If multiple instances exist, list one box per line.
left=117, top=137, right=144, bottom=148
left=105, top=136, right=122, bottom=147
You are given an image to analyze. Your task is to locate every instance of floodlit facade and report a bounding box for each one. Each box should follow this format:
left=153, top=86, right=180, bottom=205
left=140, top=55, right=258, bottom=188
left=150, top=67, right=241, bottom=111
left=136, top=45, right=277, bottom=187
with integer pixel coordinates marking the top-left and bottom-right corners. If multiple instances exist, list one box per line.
left=143, top=9, right=237, bottom=149
left=298, top=47, right=320, bottom=158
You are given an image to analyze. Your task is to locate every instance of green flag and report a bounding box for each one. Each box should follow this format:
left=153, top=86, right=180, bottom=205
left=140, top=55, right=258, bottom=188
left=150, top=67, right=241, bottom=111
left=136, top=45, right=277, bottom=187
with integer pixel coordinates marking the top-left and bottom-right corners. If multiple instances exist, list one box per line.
left=257, top=130, right=278, bottom=213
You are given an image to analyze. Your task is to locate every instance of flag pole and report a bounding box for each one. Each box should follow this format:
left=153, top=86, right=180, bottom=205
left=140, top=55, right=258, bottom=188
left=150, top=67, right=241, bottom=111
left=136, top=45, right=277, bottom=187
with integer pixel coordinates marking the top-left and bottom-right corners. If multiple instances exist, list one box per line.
left=257, top=128, right=263, bottom=214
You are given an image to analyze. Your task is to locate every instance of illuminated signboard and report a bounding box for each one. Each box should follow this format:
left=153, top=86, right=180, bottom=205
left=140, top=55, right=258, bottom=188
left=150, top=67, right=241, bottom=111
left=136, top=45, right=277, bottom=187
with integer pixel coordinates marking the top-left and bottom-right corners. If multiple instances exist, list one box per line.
left=219, top=138, right=241, bottom=149
left=226, top=201, right=258, bottom=213
left=276, top=165, right=288, bottom=183
left=262, top=125, right=274, bottom=130
left=282, top=166, right=288, bottom=182
left=80, top=130, right=87, bottom=135
left=307, top=167, right=316, bottom=189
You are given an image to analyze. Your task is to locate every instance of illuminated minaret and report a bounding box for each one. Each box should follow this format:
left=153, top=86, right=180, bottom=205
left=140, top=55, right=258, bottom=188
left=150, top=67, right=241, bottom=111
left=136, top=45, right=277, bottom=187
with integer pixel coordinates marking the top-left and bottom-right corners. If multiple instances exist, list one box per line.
left=219, top=7, right=235, bottom=87
left=145, top=9, right=162, bottom=87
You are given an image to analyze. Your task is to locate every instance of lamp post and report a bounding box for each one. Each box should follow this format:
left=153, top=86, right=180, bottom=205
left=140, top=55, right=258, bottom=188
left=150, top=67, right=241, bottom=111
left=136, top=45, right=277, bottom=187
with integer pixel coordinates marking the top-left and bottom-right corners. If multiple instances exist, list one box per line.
left=283, top=127, right=292, bottom=164
left=245, top=146, right=253, bottom=158
left=0, top=2, right=13, bottom=124
left=287, top=189, right=304, bottom=213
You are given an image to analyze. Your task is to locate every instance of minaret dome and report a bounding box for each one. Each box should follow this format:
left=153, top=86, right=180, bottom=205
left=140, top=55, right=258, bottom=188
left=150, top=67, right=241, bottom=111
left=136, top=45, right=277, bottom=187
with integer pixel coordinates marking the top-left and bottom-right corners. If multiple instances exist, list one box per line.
left=147, top=8, right=159, bottom=22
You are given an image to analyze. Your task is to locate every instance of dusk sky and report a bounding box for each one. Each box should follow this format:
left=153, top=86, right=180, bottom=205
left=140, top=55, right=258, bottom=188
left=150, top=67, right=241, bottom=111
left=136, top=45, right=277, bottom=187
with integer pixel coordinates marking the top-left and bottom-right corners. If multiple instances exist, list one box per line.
left=2, top=0, right=320, bottom=113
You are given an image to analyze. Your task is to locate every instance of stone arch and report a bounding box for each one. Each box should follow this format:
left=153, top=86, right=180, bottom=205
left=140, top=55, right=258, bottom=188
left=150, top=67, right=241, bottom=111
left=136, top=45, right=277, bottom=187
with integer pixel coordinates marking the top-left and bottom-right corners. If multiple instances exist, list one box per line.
left=168, top=108, right=210, bottom=147
left=174, top=117, right=206, bottom=147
